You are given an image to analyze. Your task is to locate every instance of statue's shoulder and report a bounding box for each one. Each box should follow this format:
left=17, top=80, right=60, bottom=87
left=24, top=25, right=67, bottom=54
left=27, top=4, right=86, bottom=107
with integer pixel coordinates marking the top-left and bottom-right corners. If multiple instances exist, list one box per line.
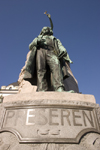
left=37, top=35, right=42, bottom=38
left=50, top=35, right=56, bottom=40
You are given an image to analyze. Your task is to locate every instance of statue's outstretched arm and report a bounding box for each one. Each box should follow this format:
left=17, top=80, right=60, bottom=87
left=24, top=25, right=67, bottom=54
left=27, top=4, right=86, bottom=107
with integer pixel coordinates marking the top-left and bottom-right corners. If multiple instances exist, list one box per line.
left=44, top=11, right=53, bottom=30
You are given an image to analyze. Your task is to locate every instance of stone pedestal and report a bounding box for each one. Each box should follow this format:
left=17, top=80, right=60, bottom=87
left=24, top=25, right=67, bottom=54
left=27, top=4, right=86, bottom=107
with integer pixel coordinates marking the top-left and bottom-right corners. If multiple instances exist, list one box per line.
left=0, top=92, right=100, bottom=150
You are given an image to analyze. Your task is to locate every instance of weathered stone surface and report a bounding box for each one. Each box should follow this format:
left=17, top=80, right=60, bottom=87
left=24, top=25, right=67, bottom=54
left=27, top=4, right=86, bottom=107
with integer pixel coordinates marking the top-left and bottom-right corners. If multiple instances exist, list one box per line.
left=18, top=51, right=37, bottom=93
left=96, top=106, right=100, bottom=126
left=18, top=80, right=37, bottom=93
left=0, top=93, right=100, bottom=149
left=3, top=92, right=96, bottom=103
left=1, top=104, right=99, bottom=143
left=0, top=132, right=100, bottom=150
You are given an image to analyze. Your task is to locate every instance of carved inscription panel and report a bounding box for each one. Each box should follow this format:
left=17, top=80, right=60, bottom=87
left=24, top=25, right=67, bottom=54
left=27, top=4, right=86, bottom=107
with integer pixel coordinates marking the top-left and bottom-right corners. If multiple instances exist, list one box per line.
left=0, top=105, right=100, bottom=143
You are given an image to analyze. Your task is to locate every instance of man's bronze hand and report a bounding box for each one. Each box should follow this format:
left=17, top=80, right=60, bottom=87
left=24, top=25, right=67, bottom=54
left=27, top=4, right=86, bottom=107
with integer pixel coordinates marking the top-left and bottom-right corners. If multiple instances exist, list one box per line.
left=44, top=11, right=51, bottom=18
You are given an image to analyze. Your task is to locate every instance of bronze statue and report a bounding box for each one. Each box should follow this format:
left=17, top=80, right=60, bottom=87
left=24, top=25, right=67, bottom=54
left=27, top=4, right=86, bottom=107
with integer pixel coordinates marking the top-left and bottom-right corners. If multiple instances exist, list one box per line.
left=23, top=12, right=73, bottom=92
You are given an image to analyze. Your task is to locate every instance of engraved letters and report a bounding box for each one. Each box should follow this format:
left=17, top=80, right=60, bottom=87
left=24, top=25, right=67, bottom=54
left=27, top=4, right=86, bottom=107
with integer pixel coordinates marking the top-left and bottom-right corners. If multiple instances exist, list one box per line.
left=1, top=105, right=99, bottom=143
left=61, top=109, right=71, bottom=126
left=73, top=109, right=82, bottom=126
left=4, top=108, right=95, bottom=127
left=49, top=109, right=59, bottom=125
left=26, top=109, right=35, bottom=125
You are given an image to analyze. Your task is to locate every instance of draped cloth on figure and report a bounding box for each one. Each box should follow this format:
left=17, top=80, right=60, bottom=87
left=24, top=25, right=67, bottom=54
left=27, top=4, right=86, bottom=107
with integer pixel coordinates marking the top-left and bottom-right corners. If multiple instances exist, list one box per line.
left=23, top=35, right=72, bottom=91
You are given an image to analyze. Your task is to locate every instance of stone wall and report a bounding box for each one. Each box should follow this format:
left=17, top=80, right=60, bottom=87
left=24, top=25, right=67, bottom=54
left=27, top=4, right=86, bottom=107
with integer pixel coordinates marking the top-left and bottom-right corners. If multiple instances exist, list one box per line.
left=0, top=92, right=100, bottom=150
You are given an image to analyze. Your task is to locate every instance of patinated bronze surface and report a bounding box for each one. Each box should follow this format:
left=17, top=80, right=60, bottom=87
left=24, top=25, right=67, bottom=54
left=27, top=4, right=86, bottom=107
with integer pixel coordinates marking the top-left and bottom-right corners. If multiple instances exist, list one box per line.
left=24, top=12, right=73, bottom=92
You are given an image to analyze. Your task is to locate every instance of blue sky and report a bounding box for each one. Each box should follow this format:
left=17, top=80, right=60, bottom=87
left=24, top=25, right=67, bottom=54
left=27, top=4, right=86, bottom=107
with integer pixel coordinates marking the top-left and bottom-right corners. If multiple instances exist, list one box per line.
left=0, top=0, right=100, bottom=104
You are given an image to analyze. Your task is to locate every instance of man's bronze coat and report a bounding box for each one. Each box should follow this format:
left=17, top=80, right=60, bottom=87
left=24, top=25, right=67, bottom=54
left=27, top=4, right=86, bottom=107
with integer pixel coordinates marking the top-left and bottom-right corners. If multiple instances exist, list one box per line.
left=24, top=34, right=72, bottom=91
